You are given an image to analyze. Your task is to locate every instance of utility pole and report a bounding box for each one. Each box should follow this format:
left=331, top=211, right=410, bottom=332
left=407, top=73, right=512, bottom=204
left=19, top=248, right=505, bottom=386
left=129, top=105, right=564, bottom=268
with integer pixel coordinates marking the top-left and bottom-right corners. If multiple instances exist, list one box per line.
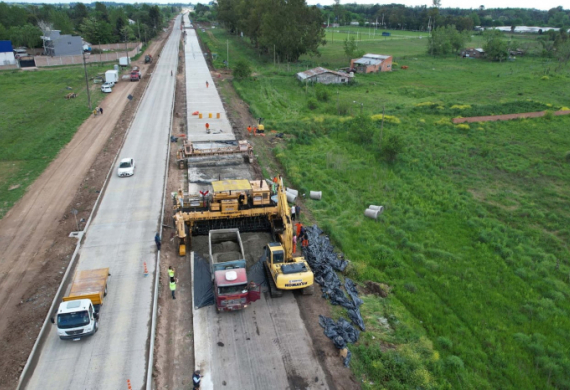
left=337, top=90, right=339, bottom=115
left=82, top=50, right=92, bottom=110
left=226, top=39, right=229, bottom=69
left=379, top=105, right=385, bottom=151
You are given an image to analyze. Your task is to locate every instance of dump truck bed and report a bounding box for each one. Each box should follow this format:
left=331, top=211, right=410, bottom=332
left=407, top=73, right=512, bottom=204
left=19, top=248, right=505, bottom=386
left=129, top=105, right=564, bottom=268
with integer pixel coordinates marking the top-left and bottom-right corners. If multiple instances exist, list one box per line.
left=63, top=268, right=109, bottom=306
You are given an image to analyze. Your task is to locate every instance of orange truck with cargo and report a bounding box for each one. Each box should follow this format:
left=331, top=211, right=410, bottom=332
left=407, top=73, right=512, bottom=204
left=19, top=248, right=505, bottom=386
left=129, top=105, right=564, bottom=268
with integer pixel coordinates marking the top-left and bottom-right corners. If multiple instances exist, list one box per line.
left=51, top=268, right=110, bottom=340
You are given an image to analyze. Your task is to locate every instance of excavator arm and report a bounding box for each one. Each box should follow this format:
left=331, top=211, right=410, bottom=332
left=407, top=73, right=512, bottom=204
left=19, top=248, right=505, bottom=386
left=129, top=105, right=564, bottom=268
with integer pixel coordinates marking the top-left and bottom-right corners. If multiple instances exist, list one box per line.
left=275, top=178, right=294, bottom=262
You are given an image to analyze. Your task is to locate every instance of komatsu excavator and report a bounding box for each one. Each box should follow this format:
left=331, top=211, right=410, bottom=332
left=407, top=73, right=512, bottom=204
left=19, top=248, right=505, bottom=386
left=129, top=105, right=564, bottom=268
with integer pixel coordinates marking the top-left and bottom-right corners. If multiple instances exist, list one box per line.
left=172, top=177, right=313, bottom=296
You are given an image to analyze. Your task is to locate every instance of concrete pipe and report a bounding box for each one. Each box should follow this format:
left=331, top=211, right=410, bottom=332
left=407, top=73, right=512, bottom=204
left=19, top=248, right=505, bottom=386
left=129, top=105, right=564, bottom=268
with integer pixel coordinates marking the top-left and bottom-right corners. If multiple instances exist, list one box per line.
left=286, top=188, right=299, bottom=196
left=368, top=205, right=384, bottom=213
left=310, top=191, right=322, bottom=200
left=286, top=192, right=297, bottom=204
left=364, top=208, right=380, bottom=220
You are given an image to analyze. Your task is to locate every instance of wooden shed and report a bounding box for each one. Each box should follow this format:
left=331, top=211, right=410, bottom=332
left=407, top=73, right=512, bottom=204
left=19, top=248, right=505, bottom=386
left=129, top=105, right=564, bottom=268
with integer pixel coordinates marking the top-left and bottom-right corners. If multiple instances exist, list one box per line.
left=296, top=67, right=352, bottom=85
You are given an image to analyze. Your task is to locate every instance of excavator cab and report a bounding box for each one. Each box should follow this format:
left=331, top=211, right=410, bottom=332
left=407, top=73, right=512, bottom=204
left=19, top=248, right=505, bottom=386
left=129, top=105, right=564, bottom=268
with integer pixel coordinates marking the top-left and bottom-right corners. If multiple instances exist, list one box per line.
left=266, top=243, right=284, bottom=266
left=264, top=242, right=314, bottom=297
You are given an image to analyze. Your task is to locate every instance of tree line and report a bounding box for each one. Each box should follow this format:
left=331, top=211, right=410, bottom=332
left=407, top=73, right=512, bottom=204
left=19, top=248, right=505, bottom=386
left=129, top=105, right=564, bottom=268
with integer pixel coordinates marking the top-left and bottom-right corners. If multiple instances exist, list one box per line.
left=321, top=2, right=569, bottom=31
left=0, top=2, right=177, bottom=50
left=215, top=0, right=325, bottom=62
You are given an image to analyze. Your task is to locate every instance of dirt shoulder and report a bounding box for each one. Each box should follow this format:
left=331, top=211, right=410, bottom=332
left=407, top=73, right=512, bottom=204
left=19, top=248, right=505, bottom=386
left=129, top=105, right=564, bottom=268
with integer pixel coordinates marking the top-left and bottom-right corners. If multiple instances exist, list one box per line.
left=0, top=28, right=170, bottom=390
left=152, top=33, right=195, bottom=390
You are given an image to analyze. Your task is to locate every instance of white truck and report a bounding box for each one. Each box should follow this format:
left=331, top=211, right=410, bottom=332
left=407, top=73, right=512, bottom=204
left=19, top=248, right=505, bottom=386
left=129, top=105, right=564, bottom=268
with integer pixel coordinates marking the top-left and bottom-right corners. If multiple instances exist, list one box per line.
left=105, top=70, right=119, bottom=85
left=119, top=56, right=130, bottom=66
left=51, top=268, right=110, bottom=340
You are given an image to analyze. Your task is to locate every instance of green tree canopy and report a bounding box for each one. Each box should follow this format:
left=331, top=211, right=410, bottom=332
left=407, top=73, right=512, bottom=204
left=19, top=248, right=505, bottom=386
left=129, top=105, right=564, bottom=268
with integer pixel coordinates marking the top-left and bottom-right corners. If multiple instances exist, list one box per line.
left=483, top=29, right=509, bottom=61
left=427, top=25, right=471, bottom=55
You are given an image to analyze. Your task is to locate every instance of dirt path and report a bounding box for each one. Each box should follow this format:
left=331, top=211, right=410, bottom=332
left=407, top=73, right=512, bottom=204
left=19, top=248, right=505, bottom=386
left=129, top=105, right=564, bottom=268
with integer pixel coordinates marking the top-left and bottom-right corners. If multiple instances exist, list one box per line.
left=0, top=29, right=170, bottom=390
left=153, top=35, right=195, bottom=390
left=452, top=109, right=570, bottom=124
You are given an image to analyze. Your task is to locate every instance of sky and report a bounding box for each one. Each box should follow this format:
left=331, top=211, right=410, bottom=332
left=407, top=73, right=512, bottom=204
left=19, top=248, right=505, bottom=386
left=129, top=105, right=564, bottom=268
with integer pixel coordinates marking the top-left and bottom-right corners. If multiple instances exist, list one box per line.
left=5, top=0, right=567, bottom=12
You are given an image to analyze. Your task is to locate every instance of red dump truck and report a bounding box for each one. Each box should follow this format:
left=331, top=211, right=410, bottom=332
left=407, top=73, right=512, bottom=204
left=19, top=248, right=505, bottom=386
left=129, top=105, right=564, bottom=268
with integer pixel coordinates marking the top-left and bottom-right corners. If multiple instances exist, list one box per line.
left=209, top=229, right=261, bottom=312
left=130, top=66, right=142, bottom=81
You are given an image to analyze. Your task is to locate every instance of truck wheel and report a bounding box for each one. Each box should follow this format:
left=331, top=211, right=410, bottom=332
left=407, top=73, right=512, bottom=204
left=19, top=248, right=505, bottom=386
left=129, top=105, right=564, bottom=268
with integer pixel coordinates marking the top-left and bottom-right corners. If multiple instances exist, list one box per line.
left=104, top=284, right=108, bottom=297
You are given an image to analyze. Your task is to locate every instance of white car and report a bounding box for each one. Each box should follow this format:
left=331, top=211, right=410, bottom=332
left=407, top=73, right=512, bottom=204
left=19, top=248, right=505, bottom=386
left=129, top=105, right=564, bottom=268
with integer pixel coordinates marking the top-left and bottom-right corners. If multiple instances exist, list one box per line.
left=117, top=158, right=135, bottom=177
left=101, top=85, right=112, bottom=93
left=102, top=81, right=115, bottom=88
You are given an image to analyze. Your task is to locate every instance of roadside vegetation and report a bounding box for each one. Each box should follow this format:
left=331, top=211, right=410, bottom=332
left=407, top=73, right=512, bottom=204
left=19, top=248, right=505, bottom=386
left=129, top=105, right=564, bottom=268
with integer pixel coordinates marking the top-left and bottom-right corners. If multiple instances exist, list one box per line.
left=0, top=2, right=176, bottom=49
left=198, top=20, right=570, bottom=389
left=0, top=67, right=106, bottom=219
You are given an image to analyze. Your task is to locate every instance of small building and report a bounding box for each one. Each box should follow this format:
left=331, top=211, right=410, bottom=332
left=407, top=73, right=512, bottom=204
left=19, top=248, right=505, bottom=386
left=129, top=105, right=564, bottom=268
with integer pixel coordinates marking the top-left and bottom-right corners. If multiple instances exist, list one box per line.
left=296, top=67, right=352, bottom=85
left=350, top=21, right=360, bottom=26
left=0, top=41, right=16, bottom=65
left=42, top=30, right=83, bottom=56
left=350, top=53, right=393, bottom=73
left=461, top=48, right=485, bottom=58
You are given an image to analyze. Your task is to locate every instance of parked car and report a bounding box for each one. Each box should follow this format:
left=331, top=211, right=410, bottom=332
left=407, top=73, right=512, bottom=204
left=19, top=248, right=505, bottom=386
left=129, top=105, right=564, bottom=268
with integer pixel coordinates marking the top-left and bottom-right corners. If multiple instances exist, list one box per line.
left=117, top=158, right=135, bottom=177
left=102, top=82, right=115, bottom=88
left=101, top=85, right=112, bottom=93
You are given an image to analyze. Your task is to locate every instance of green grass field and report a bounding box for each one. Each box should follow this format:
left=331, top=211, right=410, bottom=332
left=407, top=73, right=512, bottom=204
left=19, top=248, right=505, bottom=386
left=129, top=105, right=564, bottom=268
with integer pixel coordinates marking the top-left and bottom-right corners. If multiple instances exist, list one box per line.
left=199, top=26, right=570, bottom=389
left=0, top=66, right=106, bottom=219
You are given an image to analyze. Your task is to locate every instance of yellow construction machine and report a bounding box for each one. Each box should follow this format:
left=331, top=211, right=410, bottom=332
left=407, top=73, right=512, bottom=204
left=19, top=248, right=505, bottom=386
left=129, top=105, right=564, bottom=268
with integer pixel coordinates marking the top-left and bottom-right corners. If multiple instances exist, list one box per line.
left=172, top=178, right=314, bottom=296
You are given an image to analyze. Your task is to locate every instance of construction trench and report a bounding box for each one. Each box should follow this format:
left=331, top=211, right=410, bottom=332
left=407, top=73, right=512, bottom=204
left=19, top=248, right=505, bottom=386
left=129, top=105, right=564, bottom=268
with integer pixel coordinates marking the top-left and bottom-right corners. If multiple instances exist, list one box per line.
left=153, top=14, right=362, bottom=390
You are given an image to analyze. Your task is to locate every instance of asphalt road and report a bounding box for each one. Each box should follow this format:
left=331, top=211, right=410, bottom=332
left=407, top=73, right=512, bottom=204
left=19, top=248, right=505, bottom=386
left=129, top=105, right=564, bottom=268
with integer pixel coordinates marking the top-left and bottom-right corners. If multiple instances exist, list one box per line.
left=25, top=16, right=181, bottom=390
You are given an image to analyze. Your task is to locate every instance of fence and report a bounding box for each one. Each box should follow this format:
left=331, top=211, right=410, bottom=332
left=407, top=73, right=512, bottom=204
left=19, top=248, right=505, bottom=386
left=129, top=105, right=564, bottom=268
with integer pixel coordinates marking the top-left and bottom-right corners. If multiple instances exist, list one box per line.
left=34, top=43, right=142, bottom=67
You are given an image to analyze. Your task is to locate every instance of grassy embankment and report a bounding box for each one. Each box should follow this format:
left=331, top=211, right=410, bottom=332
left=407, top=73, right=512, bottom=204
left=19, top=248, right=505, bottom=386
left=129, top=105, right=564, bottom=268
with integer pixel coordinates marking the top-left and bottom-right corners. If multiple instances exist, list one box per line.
left=0, top=66, right=106, bottom=219
left=198, top=26, right=570, bottom=389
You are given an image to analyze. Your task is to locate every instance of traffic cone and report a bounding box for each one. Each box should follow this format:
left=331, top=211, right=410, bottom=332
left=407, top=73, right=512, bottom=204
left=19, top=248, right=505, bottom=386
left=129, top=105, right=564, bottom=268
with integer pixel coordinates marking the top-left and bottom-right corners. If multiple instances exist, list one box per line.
left=127, top=379, right=132, bottom=390
left=143, top=262, right=149, bottom=277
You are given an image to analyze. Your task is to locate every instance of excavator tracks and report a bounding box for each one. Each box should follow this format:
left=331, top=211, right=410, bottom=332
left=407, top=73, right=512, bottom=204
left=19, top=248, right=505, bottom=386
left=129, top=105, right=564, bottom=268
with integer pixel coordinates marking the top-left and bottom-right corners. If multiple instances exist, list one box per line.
left=264, top=261, right=283, bottom=298
left=302, top=284, right=314, bottom=295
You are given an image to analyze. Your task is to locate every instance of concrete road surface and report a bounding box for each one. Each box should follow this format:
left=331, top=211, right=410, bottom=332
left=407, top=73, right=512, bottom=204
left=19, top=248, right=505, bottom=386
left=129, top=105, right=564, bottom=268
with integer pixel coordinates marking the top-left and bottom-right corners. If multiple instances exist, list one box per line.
left=25, top=16, right=181, bottom=390
left=183, top=16, right=234, bottom=142
left=185, top=14, right=329, bottom=390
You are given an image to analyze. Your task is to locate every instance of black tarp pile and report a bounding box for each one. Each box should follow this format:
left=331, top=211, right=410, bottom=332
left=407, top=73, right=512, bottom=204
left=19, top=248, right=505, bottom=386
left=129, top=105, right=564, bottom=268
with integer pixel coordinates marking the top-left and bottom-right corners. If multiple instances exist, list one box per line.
left=247, top=253, right=269, bottom=293
left=193, top=253, right=215, bottom=308
left=303, top=225, right=367, bottom=366
left=319, top=315, right=359, bottom=367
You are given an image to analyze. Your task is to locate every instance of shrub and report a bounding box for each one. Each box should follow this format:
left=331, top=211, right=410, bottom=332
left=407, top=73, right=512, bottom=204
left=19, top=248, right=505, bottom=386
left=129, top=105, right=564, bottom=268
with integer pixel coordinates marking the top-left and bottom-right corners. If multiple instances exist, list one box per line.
left=437, top=336, right=453, bottom=349
left=445, top=355, right=464, bottom=371
left=544, top=110, right=554, bottom=120
left=315, top=85, right=330, bottom=102
left=565, top=151, right=570, bottom=163
left=450, top=104, right=472, bottom=110
left=455, top=124, right=470, bottom=130
left=415, top=101, right=437, bottom=107
left=434, top=118, right=452, bottom=126
left=404, top=282, right=418, bottom=293
left=412, top=253, right=426, bottom=263
left=307, top=99, right=318, bottom=110
left=337, top=101, right=351, bottom=116
left=383, top=134, right=404, bottom=162
left=370, top=114, right=401, bottom=124
left=561, top=106, right=570, bottom=111
left=233, top=60, right=252, bottom=79
left=541, top=75, right=549, bottom=80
